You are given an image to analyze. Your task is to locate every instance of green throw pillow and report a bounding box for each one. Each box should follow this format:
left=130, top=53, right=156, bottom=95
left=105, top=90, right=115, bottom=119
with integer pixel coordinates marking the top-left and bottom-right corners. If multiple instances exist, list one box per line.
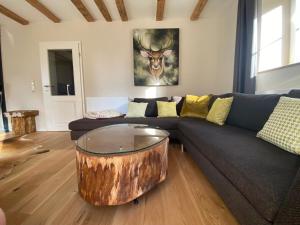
left=126, top=102, right=148, bottom=118
left=257, top=96, right=300, bottom=155
left=157, top=101, right=178, bottom=117
left=206, top=97, right=233, bottom=125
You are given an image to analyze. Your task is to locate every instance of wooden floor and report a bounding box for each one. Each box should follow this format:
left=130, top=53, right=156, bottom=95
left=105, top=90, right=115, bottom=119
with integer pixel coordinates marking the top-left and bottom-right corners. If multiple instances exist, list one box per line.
left=0, top=132, right=239, bottom=225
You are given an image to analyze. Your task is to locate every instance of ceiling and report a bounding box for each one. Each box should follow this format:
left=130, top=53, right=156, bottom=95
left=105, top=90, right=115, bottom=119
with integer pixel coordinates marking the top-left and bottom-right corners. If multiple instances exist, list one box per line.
left=0, top=0, right=229, bottom=25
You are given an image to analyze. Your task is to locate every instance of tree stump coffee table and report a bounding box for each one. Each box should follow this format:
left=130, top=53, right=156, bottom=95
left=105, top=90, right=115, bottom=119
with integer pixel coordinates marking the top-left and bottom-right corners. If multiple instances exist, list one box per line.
left=75, top=124, right=169, bottom=206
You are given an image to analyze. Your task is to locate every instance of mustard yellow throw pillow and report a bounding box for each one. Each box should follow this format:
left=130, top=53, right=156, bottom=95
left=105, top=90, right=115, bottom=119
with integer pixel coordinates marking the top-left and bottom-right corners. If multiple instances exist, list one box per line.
left=206, top=97, right=234, bottom=125
left=180, top=95, right=211, bottom=118
left=157, top=101, right=178, bottom=117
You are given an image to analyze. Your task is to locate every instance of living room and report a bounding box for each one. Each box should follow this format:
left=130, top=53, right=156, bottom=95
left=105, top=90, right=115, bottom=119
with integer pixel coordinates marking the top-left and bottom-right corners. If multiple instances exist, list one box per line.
left=0, top=0, right=299, bottom=225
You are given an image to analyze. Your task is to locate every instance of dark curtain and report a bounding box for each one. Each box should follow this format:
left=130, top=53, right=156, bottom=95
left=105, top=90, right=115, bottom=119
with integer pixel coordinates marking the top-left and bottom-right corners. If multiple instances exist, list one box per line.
left=233, top=0, right=257, bottom=94
left=0, top=43, right=9, bottom=132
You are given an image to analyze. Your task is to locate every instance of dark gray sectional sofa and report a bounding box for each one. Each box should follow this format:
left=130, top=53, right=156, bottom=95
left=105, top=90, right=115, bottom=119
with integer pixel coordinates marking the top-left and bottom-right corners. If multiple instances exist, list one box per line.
left=69, top=89, right=300, bottom=225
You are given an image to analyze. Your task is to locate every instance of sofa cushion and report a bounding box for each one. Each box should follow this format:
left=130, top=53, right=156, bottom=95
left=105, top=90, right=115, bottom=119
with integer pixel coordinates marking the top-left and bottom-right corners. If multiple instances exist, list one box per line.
left=257, top=97, right=300, bottom=155
left=175, top=93, right=232, bottom=116
left=171, top=96, right=185, bottom=116
left=179, top=135, right=271, bottom=225
left=178, top=118, right=300, bottom=222
left=208, top=93, right=233, bottom=109
left=69, top=117, right=180, bottom=131
left=180, top=95, right=211, bottom=118
left=206, top=97, right=233, bottom=126
left=157, top=101, right=178, bottom=117
left=288, top=89, right=300, bottom=98
left=126, top=102, right=148, bottom=117
left=134, top=97, right=169, bottom=117
left=226, top=93, right=281, bottom=131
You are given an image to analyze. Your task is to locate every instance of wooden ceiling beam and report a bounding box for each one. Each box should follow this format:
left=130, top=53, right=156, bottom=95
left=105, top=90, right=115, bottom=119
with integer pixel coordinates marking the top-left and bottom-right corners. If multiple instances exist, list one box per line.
left=25, top=0, right=60, bottom=23
left=115, top=0, right=128, bottom=21
left=94, top=0, right=112, bottom=22
left=71, top=0, right=95, bottom=22
left=156, top=0, right=165, bottom=21
left=0, top=4, right=29, bottom=25
left=190, top=0, right=208, bottom=21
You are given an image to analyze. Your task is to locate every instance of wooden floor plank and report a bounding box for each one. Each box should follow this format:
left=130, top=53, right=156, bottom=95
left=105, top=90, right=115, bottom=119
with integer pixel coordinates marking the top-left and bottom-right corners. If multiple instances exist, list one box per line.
left=21, top=173, right=78, bottom=225
left=0, top=149, right=74, bottom=198
left=15, top=160, right=76, bottom=214
left=0, top=132, right=73, bottom=190
left=0, top=132, right=239, bottom=225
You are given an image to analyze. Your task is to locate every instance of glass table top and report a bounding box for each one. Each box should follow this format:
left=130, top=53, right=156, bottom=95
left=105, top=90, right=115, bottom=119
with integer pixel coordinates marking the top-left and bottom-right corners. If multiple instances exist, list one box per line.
left=76, top=124, right=169, bottom=155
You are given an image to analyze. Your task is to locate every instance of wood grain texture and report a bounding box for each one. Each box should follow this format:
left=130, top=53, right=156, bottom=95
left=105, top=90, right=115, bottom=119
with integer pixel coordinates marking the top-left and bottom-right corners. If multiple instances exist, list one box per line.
left=190, top=0, right=208, bottom=21
left=5, top=111, right=39, bottom=136
left=71, top=0, right=95, bottom=22
left=0, top=132, right=17, bottom=142
left=0, top=146, right=49, bottom=164
left=115, top=0, right=128, bottom=21
left=25, top=0, right=61, bottom=23
left=76, top=139, right=168, bottom=206
left=11, top=117, right=27, bottom=136
left=0, top=132, right=239, bottom=225
left=94, top=0, right=112, bottom=22
left=0, top=146, right=49, bottom=179
left=0, top=4, right=29, bottom=25
left=156, top=0, right=165, bottom=21
left=9, top=117, right=36, bottom=137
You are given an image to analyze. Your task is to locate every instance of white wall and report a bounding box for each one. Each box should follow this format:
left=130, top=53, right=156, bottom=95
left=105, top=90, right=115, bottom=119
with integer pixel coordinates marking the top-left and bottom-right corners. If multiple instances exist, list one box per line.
left=256, top=63, right=300, bottom=93
left=1, top=1, right=238, bottom=131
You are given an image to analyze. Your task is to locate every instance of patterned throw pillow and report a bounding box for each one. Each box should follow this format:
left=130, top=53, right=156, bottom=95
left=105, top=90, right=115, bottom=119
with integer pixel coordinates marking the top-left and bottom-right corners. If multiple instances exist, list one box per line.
left=257, top=97, right=300, bottom=155
left=206, top=97, right=233, bottom=125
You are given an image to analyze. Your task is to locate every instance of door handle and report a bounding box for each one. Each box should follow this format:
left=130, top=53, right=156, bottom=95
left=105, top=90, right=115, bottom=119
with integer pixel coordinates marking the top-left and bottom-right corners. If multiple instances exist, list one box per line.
left=66, top=84, right=70, bottom=96
left=44, top=85, right=54, bottom=88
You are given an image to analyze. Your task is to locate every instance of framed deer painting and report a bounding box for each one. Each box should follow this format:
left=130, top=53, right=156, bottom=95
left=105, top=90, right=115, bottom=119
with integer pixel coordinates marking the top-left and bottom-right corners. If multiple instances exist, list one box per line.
left=133, top=28, right=179, bottom=86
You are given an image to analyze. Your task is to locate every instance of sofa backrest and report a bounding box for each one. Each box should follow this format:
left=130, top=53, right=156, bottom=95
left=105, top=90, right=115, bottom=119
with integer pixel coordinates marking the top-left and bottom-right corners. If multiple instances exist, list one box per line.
left=226, top=93, right=281, bottom=132
left=288, top=89, right=300, bottom=98
left=172, top=93, right=233, bottom=116
left=134, top=97, right=169, bottom=117
left=175, top=97, right=185, bottom=116
left=208, top=93, right=233, bottom=109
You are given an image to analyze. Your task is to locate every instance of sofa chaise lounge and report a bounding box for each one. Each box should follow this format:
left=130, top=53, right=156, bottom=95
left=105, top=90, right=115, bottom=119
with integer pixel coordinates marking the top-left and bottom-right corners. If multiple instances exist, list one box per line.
left=69, top=89, right=300, bottom=225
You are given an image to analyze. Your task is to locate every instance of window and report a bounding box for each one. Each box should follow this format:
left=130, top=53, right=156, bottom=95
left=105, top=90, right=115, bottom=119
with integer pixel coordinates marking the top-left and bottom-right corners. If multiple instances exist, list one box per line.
left=259, top=6, right=283, bottom=71
left=48, top=50, right=75, bottom=96
left=291, top=0, right=300, bottom=62
left=256, top=0, right=300, bottom=73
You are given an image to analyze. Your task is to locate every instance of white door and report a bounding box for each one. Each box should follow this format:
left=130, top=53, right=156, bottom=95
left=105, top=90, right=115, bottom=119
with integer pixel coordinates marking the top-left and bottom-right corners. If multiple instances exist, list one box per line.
left=40, top=42, right=84, bottom=131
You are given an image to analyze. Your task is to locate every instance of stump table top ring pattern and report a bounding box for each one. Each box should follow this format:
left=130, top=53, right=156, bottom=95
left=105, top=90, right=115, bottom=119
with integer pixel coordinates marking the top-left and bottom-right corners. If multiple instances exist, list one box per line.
left=75, top=124, right=169, bottom=206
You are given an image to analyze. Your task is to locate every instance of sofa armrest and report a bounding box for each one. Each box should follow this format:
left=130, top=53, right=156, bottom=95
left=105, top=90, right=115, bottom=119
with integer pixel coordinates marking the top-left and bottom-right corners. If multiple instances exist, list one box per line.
left=274, top=167, right=300, bottom=225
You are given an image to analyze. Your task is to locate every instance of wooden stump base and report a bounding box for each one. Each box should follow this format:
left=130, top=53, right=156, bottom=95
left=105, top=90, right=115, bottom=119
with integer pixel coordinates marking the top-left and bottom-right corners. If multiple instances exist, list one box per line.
left=5, top=110, right=39, bottom=136
left=76, top=139, right=168, bottom=206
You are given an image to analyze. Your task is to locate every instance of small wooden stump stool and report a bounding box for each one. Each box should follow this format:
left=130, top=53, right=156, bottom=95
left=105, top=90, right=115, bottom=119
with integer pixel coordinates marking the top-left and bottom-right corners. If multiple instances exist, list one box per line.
left=4, top=110, right=39, bottom=136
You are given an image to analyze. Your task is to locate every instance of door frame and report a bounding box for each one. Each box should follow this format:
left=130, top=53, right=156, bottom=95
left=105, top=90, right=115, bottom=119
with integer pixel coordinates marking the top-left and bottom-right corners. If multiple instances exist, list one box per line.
left=39, top=41, right=85, bottom=131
